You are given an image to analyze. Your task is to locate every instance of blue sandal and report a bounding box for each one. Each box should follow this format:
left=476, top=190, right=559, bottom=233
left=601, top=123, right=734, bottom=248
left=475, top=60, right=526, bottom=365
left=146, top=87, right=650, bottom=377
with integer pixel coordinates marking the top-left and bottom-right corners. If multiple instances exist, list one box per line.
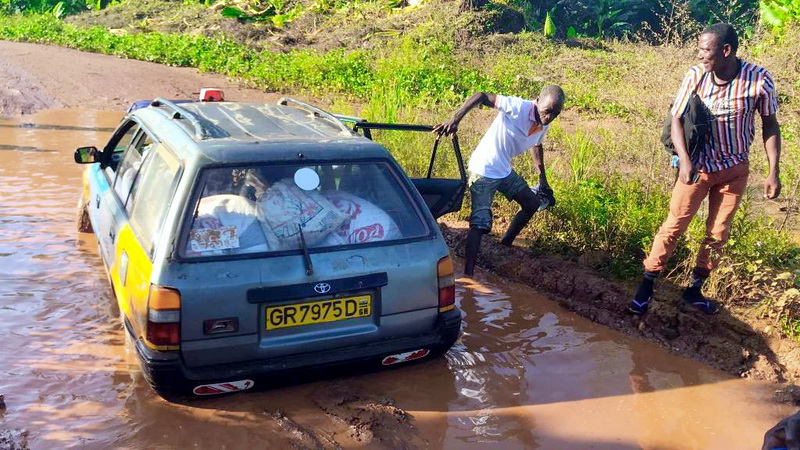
left=683, top=288, right=720, bottom=315
left=628, top=297, right=650, bottom=315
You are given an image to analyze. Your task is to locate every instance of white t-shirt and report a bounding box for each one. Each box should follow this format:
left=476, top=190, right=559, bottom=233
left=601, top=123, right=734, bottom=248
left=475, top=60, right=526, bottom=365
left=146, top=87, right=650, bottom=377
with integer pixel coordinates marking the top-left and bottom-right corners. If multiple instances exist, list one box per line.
left=467, top=95, right=549, bottom=179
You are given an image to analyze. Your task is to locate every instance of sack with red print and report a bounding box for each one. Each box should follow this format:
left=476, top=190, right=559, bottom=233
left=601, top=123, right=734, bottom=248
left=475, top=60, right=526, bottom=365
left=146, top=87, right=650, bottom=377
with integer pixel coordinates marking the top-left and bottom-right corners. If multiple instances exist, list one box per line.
left=321, top=192, right=401, bottom=246
left=256, top=179, right=348, bottom=250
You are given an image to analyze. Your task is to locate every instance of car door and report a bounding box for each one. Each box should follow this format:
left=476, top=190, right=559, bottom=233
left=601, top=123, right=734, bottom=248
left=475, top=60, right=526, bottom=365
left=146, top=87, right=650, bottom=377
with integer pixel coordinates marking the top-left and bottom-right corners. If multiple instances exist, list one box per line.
left=348, top=121, right=467, bottom=219
left=91, top=121, right=140, bottom=269
left=102, top=129, right=157, bottom=270
left=109, top=143, right=182, bottom=336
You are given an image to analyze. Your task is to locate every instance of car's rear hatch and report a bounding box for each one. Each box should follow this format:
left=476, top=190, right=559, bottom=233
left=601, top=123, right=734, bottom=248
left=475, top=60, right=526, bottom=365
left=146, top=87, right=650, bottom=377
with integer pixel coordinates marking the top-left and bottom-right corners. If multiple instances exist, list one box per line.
left=169, top=160, right=447, bottom=368
left=173, top=240, right=443, bottom=368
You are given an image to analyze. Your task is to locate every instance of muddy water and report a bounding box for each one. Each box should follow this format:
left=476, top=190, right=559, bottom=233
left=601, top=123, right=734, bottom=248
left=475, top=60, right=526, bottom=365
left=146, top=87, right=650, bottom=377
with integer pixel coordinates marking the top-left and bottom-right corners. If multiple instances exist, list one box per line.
left=0, top=109, right=794, bottom=449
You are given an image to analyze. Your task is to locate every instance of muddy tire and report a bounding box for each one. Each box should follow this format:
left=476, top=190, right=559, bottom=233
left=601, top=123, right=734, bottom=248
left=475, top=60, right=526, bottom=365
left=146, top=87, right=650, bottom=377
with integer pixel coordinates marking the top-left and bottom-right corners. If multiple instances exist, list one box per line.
left=76, top=192, right=93, bottom=233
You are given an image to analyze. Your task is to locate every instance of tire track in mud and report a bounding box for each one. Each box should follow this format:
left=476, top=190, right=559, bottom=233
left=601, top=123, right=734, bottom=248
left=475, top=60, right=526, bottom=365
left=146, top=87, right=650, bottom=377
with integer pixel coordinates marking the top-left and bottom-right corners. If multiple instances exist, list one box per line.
left=264, top=381, right=428, bottom=450
left=262, top=381, right=427, bottom=449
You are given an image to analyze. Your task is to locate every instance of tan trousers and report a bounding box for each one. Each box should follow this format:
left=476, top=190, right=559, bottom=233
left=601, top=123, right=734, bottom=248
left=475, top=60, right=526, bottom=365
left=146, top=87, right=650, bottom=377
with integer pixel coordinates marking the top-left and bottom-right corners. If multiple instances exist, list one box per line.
left=643, top=162, right=749, bottom=277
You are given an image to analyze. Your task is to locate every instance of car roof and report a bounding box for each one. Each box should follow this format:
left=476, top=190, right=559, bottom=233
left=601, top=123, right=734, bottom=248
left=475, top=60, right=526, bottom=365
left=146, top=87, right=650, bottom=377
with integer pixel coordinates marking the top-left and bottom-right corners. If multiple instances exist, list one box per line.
left=130, top=100, right=392, bottom=164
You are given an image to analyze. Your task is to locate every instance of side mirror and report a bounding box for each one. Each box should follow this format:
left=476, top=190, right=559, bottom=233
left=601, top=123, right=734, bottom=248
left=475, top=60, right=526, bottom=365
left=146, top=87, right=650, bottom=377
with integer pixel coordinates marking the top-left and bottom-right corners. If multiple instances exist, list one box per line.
left=74, top=146, right=100, bottom=164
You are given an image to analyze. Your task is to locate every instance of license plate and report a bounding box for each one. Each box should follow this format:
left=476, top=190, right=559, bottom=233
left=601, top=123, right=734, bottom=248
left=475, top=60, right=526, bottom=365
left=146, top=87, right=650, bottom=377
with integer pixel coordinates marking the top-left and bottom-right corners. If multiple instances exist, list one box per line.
left=266, top=295, right=371, bottom=330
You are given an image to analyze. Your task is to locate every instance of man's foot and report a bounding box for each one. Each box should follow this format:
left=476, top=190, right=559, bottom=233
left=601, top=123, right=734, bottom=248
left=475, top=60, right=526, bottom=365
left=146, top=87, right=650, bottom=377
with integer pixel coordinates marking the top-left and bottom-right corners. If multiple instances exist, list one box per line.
left=682, top=286, right=720, bottom=315
left=629, top=274, right=656, bottom=315
left=628, top=297, right=650, bottom=315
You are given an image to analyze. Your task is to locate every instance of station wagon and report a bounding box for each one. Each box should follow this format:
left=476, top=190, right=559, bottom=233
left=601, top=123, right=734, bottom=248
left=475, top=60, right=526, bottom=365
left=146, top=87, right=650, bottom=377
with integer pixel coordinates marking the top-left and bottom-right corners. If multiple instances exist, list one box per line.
left=74, top=94, right=465, bottom=398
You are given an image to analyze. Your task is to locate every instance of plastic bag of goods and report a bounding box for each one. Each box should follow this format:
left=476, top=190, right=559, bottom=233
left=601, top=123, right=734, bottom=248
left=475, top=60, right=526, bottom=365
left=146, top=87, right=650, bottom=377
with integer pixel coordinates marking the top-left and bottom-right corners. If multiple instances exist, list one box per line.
left=321, top=192, right=401, bottom=246
left=188, top=194, right=269, bottom=256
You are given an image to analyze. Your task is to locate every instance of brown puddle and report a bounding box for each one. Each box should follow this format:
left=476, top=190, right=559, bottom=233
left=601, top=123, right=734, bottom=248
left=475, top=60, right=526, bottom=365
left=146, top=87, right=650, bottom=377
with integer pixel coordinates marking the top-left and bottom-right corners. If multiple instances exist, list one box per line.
left=0, top=109, right=794, bottom=449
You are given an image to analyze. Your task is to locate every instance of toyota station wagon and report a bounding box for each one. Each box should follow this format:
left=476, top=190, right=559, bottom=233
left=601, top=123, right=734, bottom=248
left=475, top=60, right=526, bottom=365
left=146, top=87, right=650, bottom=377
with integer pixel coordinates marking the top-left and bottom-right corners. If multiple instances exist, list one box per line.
left=74, top=93, right=466, bottom=399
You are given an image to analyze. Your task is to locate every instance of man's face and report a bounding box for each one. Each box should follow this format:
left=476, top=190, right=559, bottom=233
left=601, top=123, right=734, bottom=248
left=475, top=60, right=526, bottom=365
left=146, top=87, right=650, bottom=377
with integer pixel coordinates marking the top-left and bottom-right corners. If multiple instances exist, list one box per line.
left=697, top=33, right=729, bottom=73
left=536, top=99, right=562, bottom=126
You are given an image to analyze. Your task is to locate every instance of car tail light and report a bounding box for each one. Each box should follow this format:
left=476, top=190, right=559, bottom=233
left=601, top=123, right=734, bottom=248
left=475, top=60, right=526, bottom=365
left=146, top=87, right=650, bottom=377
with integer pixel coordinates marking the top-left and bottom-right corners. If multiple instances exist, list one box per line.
left=146, top=285, right=181, bottom=349
left=437, top=256, right=456, bottom=312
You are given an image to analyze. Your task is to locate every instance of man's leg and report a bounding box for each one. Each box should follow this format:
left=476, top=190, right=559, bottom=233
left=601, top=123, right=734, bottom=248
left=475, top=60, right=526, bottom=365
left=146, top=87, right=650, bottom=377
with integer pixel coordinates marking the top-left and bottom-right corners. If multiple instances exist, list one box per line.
left=464, top=228, right=486, bottom=276
left=464, top=173, right=498, bottom=276
left=500, top=187, right=540, bottom=247
left=629, top=175, right=709, bottom=314
left=684, top=163, right=749, bottom=314
left=496, top=171, right=537, bottom=247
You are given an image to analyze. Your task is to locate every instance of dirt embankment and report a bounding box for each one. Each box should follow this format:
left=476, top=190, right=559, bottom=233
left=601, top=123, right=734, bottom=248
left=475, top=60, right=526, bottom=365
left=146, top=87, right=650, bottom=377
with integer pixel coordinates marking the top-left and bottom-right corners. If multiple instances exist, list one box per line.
left=441, top=221, right=800, bottom=394
left=2, top=39, right=800, bottom=404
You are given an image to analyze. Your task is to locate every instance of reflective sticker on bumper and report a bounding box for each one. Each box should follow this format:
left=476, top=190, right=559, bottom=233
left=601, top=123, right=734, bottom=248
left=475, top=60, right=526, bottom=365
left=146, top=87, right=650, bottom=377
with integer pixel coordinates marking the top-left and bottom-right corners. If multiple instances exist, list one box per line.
left=193, top=379, right=254, bottom=396
left=381, top=349, right=430, bottom=366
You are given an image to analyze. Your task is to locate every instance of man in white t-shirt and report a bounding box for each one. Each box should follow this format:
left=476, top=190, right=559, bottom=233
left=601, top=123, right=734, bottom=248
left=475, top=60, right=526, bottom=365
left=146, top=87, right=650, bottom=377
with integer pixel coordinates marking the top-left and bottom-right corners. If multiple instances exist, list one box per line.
left=434, top=85, right=565, bottom=275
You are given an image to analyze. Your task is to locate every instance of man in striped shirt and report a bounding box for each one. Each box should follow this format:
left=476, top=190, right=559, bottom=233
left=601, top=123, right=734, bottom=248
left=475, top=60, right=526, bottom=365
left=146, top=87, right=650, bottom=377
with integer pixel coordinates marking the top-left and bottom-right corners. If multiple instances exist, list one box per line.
left=629, top=23, right=782, bottom=315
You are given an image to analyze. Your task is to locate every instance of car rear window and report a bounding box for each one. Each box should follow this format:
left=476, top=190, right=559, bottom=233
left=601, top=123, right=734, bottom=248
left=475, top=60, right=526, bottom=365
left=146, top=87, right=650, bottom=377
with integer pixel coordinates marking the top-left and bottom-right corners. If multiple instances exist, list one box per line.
left=182, top=162, right=429, bottom=258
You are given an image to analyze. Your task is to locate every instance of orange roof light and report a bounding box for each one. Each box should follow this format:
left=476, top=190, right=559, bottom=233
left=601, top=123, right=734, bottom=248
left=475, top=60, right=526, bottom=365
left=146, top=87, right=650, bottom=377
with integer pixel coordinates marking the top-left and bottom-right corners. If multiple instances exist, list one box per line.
left=200, top=88, right=224, bottom=102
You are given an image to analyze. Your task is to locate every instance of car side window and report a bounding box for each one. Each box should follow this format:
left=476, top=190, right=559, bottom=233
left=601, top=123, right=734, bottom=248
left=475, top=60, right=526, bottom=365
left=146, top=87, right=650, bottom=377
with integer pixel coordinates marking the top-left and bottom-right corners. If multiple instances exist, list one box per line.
left=113, top=130, right=156, bottom=205
left=103, top=122, right=139, bottom=181
left=127, top=144, right=181, bottom=257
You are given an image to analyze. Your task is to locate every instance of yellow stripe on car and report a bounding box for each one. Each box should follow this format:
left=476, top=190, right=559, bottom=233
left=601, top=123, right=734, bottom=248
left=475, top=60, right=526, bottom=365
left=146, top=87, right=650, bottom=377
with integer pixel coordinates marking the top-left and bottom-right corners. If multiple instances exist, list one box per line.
left=110, top=224, right=153, bottom=345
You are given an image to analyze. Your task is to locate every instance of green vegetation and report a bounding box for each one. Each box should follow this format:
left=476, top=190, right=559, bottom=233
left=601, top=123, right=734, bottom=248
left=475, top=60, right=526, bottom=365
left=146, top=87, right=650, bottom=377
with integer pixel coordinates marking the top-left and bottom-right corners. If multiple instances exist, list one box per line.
left=1, top=3, right=800, bottom=334
left=761, top=0, right=800, bottom=32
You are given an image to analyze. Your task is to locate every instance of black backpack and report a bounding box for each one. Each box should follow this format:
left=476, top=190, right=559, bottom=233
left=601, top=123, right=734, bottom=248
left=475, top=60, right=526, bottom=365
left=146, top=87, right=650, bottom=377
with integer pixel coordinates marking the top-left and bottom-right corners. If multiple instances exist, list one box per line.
left=661, top=73, right=713, bottom=162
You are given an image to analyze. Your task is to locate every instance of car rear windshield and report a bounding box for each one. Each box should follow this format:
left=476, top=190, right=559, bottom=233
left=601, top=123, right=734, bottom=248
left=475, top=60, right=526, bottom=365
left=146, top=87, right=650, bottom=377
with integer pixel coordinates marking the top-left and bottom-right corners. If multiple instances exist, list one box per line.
left=183, top=162, right=429, bottom=258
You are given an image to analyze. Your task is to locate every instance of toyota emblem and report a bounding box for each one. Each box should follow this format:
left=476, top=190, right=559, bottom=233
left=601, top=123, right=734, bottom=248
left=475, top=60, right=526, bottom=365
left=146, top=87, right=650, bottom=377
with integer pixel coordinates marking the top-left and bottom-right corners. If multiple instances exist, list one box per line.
left=314, top=283, right=331, bottom=294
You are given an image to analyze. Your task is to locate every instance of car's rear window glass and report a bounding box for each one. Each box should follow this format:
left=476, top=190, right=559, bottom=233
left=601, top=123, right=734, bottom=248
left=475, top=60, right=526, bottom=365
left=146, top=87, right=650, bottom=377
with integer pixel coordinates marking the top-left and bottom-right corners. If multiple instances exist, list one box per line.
left=183, top=163, right=428, bottom=257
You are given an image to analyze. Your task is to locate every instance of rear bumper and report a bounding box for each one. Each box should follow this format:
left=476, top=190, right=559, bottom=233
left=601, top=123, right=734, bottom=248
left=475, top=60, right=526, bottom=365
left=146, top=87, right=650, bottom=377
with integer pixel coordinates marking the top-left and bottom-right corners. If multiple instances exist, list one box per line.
left=132, top=308, right=461, bottom=396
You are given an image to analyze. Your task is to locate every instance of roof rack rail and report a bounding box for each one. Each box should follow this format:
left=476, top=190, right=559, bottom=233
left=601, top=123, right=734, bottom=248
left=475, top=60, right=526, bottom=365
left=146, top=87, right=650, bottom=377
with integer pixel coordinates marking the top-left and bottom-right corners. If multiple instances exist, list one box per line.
left=278, top=97, right=354, bottom=136
left=151, top=98, right=206, bottom=140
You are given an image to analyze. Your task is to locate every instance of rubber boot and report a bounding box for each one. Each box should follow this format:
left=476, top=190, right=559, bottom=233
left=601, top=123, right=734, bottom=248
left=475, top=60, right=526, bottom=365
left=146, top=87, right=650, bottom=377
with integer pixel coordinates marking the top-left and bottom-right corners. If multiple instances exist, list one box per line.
left=464, top=228, right=484, bottom=276
left=500, top=208, right=535, bottom=247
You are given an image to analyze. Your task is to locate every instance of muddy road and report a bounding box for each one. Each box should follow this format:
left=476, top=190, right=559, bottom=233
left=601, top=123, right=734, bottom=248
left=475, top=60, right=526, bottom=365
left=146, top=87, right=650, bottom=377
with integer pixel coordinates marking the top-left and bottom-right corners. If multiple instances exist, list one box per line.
left=0, top=40, right=795, bottom=449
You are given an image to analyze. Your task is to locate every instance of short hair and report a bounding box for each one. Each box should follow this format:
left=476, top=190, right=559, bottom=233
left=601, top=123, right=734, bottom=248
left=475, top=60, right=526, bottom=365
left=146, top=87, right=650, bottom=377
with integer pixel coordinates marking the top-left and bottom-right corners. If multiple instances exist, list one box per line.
left=701, top=23, right=738, bottom=55
left=539, top=84, right=565, bottom=109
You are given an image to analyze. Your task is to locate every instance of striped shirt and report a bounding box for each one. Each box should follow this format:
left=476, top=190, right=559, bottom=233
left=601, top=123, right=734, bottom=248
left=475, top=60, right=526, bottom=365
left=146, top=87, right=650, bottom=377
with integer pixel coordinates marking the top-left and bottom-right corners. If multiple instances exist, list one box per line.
left=671, top=60, right=778, bottom=173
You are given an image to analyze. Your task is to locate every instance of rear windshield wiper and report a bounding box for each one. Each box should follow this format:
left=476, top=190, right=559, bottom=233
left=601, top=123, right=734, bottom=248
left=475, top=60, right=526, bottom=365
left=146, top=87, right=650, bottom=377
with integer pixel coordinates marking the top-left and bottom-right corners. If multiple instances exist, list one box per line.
left=297, top=224, right=314, bottom=276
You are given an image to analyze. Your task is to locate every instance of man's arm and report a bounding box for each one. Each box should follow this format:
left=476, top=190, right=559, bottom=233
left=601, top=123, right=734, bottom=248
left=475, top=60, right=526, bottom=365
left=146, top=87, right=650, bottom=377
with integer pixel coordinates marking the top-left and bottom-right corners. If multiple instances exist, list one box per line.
left=433, top=92, right=497, bottom=136
left=671, top=114, right=695, bottom=184
left=762, top=114, right=782, bottom=199
left=529, top=144, right=547, bottom=186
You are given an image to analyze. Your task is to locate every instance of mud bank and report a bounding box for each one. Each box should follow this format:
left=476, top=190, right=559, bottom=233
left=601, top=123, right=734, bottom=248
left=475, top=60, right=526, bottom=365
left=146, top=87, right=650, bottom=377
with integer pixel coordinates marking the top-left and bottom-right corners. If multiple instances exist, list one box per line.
left=0, top=395, right=29, bottom=450
left=441, top=222, right=800, bottom=392
left=262, top=382, right=427, bottom=449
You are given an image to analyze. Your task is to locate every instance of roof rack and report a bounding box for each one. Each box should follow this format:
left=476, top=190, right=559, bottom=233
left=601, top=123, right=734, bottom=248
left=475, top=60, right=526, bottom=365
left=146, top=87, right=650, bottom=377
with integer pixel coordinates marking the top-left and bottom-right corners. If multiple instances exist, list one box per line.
left=278, top=97, right=354, bottom=136
left=151, top=98, right=207, bottom=140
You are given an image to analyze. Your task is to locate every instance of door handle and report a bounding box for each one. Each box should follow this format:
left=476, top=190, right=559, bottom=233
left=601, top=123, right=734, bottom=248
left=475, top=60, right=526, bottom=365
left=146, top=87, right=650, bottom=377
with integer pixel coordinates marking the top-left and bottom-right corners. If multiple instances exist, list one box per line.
left=109, top=230, right=116, bottom=241
left=95, top=194, right=101, bottom=208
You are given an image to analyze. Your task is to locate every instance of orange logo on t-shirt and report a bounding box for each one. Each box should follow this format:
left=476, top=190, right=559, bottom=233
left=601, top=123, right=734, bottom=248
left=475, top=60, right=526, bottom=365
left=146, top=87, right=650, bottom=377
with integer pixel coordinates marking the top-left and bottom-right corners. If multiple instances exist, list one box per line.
left=528, top=122, right=543, bottom=136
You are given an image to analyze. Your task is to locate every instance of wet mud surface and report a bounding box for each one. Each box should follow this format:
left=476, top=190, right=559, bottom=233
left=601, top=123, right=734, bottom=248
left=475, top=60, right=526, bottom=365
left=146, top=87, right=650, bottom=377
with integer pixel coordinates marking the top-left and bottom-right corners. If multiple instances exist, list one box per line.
left=0, top=40, right=796, bottom=448
left=440, top=223, right=800, bottom=385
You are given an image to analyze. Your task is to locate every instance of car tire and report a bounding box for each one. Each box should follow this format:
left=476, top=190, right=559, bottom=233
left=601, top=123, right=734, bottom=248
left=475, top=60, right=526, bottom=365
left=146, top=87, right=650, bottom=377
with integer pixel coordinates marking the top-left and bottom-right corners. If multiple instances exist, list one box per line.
left=76, top=192, right=93, bottom=233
